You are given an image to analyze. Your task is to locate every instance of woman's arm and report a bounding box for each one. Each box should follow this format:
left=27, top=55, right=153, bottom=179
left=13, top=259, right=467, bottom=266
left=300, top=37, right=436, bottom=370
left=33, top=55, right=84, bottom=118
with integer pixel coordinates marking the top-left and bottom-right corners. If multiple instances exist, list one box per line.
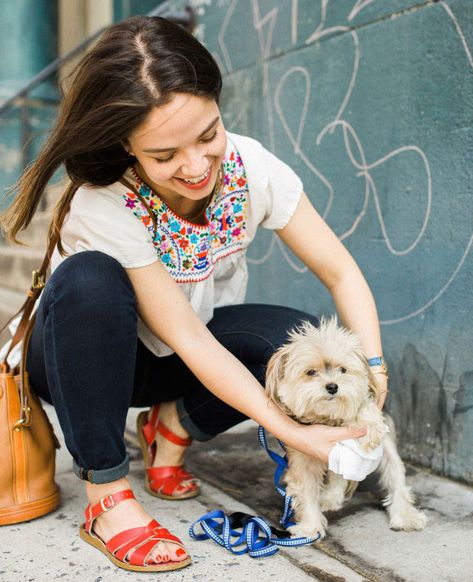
left=276, top=192, right=388, bottom=409
left=126, top=260, right=366, bottom=461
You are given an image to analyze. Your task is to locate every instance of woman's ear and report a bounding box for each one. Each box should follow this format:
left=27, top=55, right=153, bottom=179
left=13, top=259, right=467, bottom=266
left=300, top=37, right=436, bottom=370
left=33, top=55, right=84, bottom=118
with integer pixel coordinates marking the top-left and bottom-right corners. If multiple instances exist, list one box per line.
left=120, top=140, right=134, bottom=156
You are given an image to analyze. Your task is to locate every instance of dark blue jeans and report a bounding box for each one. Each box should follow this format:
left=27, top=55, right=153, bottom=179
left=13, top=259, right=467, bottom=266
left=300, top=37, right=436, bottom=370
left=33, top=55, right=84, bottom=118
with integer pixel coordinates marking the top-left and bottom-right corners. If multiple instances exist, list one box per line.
left=26, top=251, right=319, bottom=484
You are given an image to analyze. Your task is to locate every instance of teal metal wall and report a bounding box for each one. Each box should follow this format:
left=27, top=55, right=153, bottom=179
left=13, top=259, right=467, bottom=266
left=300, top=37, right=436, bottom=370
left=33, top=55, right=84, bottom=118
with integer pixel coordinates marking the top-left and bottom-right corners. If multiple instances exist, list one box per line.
left=113, top=0, right=167, bottom=20
left=169, top=0, right=473, bottom=483
left=0, top=0, right=471, bottom=482
left=0, top=0, right=59, bottom=205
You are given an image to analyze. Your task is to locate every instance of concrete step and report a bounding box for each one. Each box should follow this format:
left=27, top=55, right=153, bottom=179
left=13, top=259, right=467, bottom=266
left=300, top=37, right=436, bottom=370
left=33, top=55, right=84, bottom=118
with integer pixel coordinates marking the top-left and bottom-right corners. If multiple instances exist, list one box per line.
left=16, top=210, right=50, bottom=248
left=0, top=286, right=25, bottom=346
left=45, top=180, right=65, bottom=208
left=0, top=245, right=47, bottom=293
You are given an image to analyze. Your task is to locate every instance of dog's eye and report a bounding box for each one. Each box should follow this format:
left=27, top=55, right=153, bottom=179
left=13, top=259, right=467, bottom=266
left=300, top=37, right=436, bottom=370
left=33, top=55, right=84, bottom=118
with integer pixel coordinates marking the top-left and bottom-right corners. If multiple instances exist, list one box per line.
left=306, top=369, right=318, bottom=376
left=340, top=367, right=347, bottom=374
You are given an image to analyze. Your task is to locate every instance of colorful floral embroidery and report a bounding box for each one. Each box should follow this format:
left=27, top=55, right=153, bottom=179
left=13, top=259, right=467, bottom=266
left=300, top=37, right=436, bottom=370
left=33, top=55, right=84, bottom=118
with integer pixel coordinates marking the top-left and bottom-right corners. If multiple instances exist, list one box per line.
left=122, top=145, right=248, bottom=283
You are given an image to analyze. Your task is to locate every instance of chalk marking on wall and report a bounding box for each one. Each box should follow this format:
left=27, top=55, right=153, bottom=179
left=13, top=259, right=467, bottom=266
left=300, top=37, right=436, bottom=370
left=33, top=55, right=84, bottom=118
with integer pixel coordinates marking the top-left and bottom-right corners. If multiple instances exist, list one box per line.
left=217, top=0, right=238, bottom=72
left=274, top=66, right=335, bottom=218
left=331, top=31, right=360, bottom=130
left=212, top=0, right=472, bottom=324
left=291, top=0, right=298, bottom=46
left=340, top=123, right=432, bottom=255
left=224, top=103, right=249, bottom=132
left=440, top=2, right=473, bottom=68
left=305, top=25, right=350, bottom=45
left=304, top=0, right=349, bottom=45
left=348, top=0, right=376, bottom=22
left=381, top=233, right=473, bottom=325
left=252, top=0, right=279, bottom=150
left=211, top=51, right=227, bottom=78
left=246, top=233, right=278, bottom=266
left=317, top=119, right=371, bottom=240
left=252, top=1, right=278, bottom=61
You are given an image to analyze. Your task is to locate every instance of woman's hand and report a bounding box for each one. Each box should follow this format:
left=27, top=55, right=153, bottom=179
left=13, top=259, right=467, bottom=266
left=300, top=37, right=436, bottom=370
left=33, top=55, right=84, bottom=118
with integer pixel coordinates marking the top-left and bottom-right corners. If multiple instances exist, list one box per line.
left=287, top=423, right=367, bottom=463
left=374, top=373, right=389, bottom=410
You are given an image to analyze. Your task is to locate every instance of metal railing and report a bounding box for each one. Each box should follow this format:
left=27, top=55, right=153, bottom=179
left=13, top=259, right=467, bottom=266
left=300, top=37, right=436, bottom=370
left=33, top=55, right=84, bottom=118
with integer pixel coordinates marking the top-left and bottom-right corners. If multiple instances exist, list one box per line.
left=0, top=1, right=195, bottom=194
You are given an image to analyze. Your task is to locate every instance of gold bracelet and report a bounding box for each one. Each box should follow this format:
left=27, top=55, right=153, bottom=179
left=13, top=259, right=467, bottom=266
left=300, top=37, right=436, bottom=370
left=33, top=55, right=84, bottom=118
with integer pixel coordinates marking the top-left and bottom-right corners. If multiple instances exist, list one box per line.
left=372, top=368, right=389, bottom=379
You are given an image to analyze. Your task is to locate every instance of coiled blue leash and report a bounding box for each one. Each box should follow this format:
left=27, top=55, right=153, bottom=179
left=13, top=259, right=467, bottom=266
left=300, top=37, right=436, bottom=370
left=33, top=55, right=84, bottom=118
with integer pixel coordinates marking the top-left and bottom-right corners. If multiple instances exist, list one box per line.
left=189, top=426, right=320, bottom=557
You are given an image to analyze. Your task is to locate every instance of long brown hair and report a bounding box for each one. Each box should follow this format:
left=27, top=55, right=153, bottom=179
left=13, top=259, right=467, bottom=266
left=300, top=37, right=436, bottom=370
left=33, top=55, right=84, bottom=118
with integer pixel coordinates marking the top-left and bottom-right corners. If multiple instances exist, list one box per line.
left=0, top=16, right=222, bottom=255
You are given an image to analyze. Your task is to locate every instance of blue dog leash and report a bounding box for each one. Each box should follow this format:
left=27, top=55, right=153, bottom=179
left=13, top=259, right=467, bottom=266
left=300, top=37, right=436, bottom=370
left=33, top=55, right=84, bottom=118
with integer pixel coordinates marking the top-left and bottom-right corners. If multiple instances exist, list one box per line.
left=189, top=426, right=320, bottom=557
left=257, top=425, right=296, bottom=528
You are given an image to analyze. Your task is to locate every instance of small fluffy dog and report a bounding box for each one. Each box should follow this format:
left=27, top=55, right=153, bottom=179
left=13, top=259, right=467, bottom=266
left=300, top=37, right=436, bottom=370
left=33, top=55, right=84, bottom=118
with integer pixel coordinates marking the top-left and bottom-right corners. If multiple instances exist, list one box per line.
left=265, top=317, right=427, bottom=539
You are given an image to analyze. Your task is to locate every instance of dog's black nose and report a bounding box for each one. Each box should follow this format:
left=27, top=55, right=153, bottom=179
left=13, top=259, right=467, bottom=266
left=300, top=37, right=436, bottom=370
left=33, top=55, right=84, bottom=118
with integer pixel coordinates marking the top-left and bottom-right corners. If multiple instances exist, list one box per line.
left=326, top=383, right=338, bottom=394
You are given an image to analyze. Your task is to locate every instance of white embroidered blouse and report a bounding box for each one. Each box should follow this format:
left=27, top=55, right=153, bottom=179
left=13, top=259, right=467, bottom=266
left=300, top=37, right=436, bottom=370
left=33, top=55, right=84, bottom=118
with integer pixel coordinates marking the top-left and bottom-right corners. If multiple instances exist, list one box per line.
left=2, top=131, right=304, bottom=364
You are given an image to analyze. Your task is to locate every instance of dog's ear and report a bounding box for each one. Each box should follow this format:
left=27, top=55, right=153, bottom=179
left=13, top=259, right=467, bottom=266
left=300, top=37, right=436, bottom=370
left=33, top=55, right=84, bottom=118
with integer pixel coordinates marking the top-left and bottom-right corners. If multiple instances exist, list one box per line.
left=356, top=349, right=382, bottom=403
left=265, top=345, right=291, bottom=406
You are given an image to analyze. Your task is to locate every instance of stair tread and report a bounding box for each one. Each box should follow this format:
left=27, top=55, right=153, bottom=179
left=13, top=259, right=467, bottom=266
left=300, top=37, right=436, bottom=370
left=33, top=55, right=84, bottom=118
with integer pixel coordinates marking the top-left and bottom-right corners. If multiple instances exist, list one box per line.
left=0, top=244, right=46, bottom=258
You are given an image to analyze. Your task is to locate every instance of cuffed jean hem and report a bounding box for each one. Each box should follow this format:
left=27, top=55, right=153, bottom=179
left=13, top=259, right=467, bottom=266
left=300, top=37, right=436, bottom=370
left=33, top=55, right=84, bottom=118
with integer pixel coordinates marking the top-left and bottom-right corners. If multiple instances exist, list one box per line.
left=176, top=398, right=215, bottom=442
left=73, top=453, right=130, bottom=484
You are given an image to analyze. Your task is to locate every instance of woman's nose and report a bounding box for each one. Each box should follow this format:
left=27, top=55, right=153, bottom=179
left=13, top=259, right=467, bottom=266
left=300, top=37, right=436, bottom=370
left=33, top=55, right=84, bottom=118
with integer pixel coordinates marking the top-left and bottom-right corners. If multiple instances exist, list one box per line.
left=180, top=149, right=209, bottom=178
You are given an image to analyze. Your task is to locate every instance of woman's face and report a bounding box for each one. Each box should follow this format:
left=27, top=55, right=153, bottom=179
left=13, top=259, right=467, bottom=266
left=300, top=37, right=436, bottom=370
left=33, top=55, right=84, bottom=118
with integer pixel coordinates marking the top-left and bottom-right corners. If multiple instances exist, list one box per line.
left=127, top=94, right=227, bottom=209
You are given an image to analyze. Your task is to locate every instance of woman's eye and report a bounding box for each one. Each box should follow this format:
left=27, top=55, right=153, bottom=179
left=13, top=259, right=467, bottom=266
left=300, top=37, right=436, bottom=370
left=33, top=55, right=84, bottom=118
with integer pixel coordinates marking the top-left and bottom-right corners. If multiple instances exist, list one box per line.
left=155, top=154, right=176, bottom=164
left=153, top=131, right=217, bottom=164
left=200, top=131, right=218, bottom=143
left=340, top=367, right=347, bottom=374
left=306, top=369, right=318, bottom=376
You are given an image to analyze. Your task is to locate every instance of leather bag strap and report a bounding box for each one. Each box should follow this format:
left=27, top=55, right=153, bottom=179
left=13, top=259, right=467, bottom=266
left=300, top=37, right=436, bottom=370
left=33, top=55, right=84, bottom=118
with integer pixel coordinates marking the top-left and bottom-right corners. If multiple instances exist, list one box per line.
left=1, top=175, right=159, bottom=375
left=0, top=190, right=73, bottom=374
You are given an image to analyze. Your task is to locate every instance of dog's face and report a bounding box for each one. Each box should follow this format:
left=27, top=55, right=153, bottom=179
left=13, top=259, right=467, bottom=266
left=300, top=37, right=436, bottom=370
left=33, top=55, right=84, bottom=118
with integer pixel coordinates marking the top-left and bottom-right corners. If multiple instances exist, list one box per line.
left=265, top=317, right=377, bottom=424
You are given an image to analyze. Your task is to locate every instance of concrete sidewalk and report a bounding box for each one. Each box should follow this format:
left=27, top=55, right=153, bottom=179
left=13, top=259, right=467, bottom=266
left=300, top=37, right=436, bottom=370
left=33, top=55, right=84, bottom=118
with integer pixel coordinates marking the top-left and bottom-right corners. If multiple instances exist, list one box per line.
left=1, top=407, right=472, bottom=582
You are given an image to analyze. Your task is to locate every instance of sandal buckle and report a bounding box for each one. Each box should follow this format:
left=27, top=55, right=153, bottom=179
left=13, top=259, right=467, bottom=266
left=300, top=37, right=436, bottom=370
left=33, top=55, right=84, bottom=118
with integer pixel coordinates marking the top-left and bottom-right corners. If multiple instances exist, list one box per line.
left=100, top=495, right=115, bottom=512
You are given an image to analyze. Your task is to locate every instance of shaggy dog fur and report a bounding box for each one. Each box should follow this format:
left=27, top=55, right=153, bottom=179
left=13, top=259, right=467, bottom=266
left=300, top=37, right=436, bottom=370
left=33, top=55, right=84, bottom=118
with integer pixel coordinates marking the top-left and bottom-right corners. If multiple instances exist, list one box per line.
left=265, top=317, right=427, bottom=539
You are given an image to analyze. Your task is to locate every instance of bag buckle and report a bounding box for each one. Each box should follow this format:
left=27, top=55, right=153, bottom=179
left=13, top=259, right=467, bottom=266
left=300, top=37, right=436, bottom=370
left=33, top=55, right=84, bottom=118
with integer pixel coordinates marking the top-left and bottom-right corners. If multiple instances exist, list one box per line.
left=31, top=270, right=45, bottom=291
left=13, top=395, right=32, bottom=431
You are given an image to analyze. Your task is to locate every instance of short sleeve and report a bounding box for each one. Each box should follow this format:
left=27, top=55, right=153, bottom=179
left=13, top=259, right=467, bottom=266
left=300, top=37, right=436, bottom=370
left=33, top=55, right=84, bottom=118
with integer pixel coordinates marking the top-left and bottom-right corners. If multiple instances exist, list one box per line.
left=60, top=184, right=158, bottom=269
left=258, top=147, right=304, bottom=230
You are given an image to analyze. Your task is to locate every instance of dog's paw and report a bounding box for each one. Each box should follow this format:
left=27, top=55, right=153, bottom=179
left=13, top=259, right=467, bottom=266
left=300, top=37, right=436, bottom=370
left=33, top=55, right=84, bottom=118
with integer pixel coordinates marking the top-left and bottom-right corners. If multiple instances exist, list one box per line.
left=389, top=506, right=428, bottom=531
left=358, top=423, right=387, bottom=451
left=287, top=523, right=325, bottom=540
left=320, top=494, right=345, bottom=512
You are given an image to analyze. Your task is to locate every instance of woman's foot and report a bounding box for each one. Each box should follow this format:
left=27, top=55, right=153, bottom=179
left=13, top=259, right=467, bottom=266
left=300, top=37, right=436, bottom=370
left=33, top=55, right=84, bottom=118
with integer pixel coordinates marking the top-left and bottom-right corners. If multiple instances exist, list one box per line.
left=137, top=401, right=201, bottom=499
left=86, top=477, right=188, bottom=563
left=152, top=401, right=190, bottom=468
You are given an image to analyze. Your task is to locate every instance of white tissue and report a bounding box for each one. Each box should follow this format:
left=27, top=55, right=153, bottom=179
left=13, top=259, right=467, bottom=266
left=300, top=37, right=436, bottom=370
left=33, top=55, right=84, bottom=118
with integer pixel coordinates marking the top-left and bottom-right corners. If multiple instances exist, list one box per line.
left=328, top=438, right=383, bottom=481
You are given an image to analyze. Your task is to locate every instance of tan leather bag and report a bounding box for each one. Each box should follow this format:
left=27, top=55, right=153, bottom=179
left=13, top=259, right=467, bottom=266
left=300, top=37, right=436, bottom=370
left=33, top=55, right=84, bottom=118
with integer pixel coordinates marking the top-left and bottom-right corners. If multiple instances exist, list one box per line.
left=0, top=207, right=68, bottom=525
left=0, top=337, right=61, bottom=525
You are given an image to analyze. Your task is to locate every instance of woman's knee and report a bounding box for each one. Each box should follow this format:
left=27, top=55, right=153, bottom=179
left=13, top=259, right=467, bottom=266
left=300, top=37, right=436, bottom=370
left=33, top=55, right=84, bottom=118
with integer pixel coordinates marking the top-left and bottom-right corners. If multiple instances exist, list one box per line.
left=45, top=251, right=136, bottom=312
left=264, top=305, right=319, bottom=351
left=210, top=303, right=319, bottom=363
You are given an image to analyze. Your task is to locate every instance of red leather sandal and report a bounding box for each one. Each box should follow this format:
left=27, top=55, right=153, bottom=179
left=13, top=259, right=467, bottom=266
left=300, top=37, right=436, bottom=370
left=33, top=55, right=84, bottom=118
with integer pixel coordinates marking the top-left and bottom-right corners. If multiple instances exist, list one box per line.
left=137, top=405, right=201, bottom=500
left=79, top=489, right=192, bottom=572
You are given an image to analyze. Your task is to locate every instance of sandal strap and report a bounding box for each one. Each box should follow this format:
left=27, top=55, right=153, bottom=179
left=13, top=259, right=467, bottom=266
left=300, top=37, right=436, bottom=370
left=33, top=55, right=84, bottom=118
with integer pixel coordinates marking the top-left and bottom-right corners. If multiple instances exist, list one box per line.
left=147, top=465, right=195, bottom=481
left=142, top=404, right=161, bottom=445
left=142, top=404, right=192, bottom=447
left=147, top=466, right=200, bottom=497
left=157, top=419, right=193, bottom=447
left=85, top=489, right=135, bottom=532
left=109, top=519, right=185, bottom=566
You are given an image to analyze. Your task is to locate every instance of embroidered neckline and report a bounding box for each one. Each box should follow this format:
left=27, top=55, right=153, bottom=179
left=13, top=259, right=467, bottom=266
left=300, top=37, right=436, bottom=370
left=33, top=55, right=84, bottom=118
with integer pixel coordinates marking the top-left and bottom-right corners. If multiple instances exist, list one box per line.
left=122, top=145, right=248, bottom=283
left=130, top=167, right=218, bottom=229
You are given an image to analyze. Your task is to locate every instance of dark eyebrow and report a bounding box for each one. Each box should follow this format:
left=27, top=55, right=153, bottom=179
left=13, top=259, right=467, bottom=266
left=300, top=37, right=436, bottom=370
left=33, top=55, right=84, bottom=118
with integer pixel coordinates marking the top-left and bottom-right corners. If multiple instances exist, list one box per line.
left=142, top=117, right=220, bottom=153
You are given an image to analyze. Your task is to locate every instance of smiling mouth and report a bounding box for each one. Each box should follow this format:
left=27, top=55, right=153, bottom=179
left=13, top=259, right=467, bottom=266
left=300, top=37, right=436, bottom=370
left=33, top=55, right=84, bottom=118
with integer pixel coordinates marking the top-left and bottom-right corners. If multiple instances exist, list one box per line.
left=175, top=167, right=211, bottom=185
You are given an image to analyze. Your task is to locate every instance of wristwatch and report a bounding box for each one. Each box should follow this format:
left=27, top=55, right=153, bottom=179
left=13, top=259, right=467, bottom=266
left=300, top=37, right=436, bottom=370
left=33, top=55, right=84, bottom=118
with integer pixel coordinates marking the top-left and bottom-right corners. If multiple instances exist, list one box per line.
left=367, top=356, right=389, bottom=378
